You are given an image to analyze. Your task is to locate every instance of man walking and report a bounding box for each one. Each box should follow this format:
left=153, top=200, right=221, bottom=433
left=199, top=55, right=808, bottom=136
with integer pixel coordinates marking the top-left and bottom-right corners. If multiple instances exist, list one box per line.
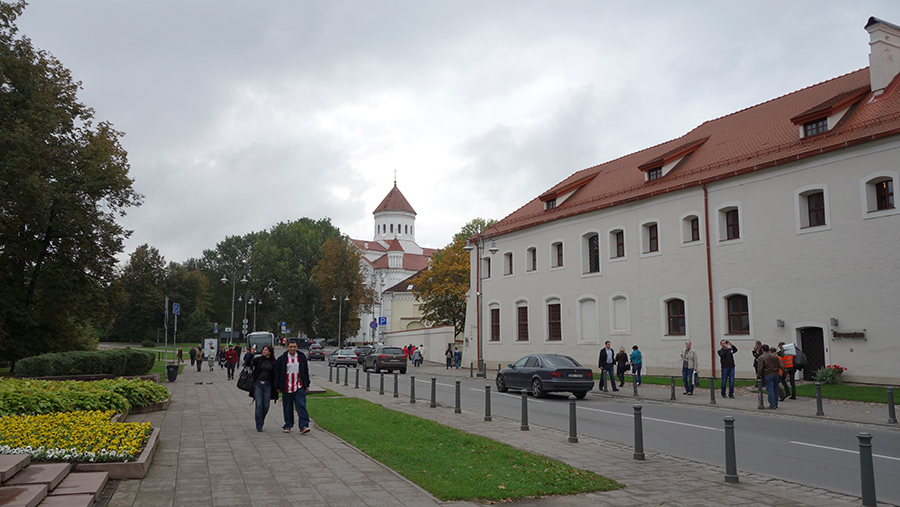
left=757, top=344, right=782, bottom=409
left=276, top=340, right=311, bottom=434
left=680, top=341, right=698, bottom=395
left=224, top=345, right=238, bottom=380
left=717, top=340, right=737, bottom=398
left=597, top=341, right=618, bottom=392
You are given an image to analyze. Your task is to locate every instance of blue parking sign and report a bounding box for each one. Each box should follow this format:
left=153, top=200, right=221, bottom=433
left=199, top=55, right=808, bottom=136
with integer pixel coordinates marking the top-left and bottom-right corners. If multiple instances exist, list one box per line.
left=378, top=317, right=387, bottom=326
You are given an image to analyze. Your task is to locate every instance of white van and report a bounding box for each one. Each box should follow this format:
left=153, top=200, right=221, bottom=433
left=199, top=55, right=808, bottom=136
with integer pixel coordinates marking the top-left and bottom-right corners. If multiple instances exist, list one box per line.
left=246, top=332, right=275, bottom=355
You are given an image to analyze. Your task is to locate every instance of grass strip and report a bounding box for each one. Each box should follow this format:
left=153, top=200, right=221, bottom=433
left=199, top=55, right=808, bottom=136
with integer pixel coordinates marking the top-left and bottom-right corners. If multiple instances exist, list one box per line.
left=309, top=397, right=621, bottom=501
left=623, top=375, right=757, bottom=387
left=794, top=383, right=892, bottom=403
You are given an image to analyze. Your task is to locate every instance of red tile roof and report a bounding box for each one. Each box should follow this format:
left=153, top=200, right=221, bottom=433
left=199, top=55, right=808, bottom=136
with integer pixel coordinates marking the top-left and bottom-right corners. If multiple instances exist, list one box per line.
left=374, top=184, right=416, bottom=215
left=490, top=68, right=900, bottom=237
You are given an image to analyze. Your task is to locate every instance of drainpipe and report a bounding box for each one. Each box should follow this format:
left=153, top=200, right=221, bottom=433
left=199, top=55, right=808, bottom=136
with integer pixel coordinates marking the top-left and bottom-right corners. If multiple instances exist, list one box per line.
left=703, top=183, right=717, bottom=378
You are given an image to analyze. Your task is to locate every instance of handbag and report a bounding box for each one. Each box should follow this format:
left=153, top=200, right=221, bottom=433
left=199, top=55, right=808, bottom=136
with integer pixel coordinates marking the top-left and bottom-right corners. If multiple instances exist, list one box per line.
left=236, top=365, right=254, bottom=392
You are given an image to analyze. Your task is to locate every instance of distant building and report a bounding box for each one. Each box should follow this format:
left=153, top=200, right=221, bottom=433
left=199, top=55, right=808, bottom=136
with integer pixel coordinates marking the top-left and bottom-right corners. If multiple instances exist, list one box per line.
left=465, top=17, right=900, bottom=384
left=350, top=182, right=436, bottom=343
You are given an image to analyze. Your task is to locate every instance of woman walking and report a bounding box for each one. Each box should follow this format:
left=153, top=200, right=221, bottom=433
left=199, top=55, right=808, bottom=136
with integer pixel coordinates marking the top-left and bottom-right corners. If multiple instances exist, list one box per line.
left=615, top=346, right=629, bottom=387
left=752, top=340, right=763, bottom=371
left=196, top=345, right=204, bottom=372
left=251, top=345, right=278, bottom=432
left=445, top=344, right=453, bottom=370
left=629, top=345, right=643, bottom=385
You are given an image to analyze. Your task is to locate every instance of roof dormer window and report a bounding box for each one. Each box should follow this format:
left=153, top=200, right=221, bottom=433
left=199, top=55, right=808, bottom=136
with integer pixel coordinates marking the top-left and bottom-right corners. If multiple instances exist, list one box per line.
left=545, top=198, right=557, bottom=210
left=647, top=168, right=662, bottom=181
left=803, top=119, right=828, bottom=137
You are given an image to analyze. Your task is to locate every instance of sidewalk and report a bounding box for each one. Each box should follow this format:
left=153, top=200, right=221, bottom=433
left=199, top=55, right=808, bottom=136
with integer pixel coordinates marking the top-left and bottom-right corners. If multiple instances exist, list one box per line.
left=111, top=360, right=896, bottom=506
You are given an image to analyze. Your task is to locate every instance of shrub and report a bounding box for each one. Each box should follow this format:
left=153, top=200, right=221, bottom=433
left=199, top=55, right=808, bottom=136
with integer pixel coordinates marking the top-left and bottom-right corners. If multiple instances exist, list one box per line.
left=815, top=364, right=847, bottom=385
left=140, top=340, right=156, bottom=348
left=13, top=349, right=156, bottom=378
left=0, top=378, right=169, bottom=416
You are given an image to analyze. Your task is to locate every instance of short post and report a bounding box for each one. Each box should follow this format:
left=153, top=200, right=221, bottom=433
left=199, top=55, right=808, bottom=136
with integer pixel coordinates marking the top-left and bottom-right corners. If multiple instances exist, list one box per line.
left=724, top=416, right=739, bottom=483
left=520, top=391, right=529, bottom=431
left=470, top=362, right=474, bottom=377
left=568, top=395, right=578, bottom=443
left=335, top=366, right=341, bottom=384
left=410, top=376, right=416, bottom=404
left=858, top=432, right=877, bottom=507
left=887, top=387, right=897, bottom=424
left=633, top=405, right=644, bottom=460
left=454, top=380, right=461, bottom=414
left=757, top=379, right=765, bottom=410
left=670, top=376, right=676, bottom=401
left=354, top=368, right=359, bottom=389
left=484, top=385, right=492, bottom=421
left=366, top=372, right=371, bottom=392
left=344, top=366, right=349, bottom=386
left=430, top=378, right=437, bottom=408
left=709, top=377, right=717, bottom=405
left=815, top=382, right=825, bottom=416
left=379, top=373, right=385, bottom=395
left=632, top=373, right=638, bottom=397
left=328, top=366, right=333, bottom=382
left=393, top=372, right=399, bottom=398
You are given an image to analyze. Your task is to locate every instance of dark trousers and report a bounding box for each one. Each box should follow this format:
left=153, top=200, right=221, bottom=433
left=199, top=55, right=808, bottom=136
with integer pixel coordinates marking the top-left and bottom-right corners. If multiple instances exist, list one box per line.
left=253, top=381, right=272, bottom=431
left=282, top=389, right=309, bottom=430
left=616, top=365, right=627, bottom=386
left=226, top=362, right=236, bottom=379
left=196, top=359, right=203, bottom=372
left=600, top=365, right=617, bottom=391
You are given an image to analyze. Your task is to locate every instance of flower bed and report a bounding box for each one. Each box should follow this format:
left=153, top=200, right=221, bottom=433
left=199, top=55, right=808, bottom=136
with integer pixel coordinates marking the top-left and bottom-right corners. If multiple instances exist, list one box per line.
left=815, top=364, right=847, bottom=385
left=0, top=410, right=151, bottom=463
left=0, top=378, right=169, bottom=416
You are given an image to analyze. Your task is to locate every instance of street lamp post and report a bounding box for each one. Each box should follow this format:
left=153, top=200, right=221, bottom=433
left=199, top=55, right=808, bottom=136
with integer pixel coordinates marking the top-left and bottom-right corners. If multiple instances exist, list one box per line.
left=464, top=228, right=499, bottom=377
left=332, top=293, right=350, bottom=349
left=221, top=274, right=247, bottom=343
left=251, top=298, right=261, bottom=332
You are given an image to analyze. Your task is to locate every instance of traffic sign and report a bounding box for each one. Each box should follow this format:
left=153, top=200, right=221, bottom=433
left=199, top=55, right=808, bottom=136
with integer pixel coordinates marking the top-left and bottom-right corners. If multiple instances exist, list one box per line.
left=378, top=317, right=387, bottom=326
left=369, top=320, right=377, bottom=330
left=172, top=303, right=180, bottom=315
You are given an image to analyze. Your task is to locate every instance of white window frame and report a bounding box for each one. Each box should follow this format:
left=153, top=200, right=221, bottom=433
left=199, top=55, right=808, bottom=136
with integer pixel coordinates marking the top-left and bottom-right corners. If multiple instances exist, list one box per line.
left=717, top=288, right=754, bottom=342
left=660, top=293, right=690, bottom=341
left=794, top=184, right=832, bottom=234
left=716, top=202, right=744, bottom=245
left=680, top=212, right=703, bottom=245
left=503, top=251, right=514, bottom=277
left=575, top=295, right=601, bottom=344
left=515, top=299, right=530, bottom=343
left=609, top=292, right=631, bottom=335
left=550, top=240, right=565, bottom=270
left=607, top=227, right=627, bottom=262
left=640, top=219, right=661, bottom=258
left=581, top=231, right=602, bottom=276
left=860, top=171, right=899, bottom=219
left=525, top=246, right=538, bottom=273
left=544, top=295, right=564, bottom=343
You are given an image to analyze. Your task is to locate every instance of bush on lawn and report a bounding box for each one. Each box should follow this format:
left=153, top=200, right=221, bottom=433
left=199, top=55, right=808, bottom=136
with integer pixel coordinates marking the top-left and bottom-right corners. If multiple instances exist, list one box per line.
left=0, top=378, right=170, bottom=416
left=140, top=339, right=156, bottom=348
left=13, top=349, right=155, bottom=378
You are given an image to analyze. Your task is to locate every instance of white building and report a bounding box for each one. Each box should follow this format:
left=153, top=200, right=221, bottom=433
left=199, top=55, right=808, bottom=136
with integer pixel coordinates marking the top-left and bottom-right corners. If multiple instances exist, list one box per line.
left=465, top=17, right=900, bottom=384
left=350, top=182, right=436, bottom=343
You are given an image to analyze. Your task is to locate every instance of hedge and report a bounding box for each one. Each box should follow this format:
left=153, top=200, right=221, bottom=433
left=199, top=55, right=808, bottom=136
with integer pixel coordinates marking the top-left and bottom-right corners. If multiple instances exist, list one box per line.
left=0, top=378, right=170, bottom=416
left=13, top=349, right=155, bottom=378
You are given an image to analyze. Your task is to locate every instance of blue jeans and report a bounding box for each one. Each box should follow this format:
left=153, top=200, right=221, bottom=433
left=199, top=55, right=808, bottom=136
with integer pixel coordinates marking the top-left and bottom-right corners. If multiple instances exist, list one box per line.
left=632, top=364, right=642, bottom=384
left=682, top=368, right=694, bottom=394
left=253, top=381, right=272, bottom=431
left=721, top=367, right=735, bottom=397
left=764, top=374, right=780, bottom=408
left=282, top=388, right=309, bottom=430
left=600, top=365, right=617, bottom=390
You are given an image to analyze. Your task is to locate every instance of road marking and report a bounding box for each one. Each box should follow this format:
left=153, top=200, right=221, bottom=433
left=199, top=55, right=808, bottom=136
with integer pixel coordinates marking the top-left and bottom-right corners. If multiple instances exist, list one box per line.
left=577, top=406, right=723, bottom=431
left=790, top=441, right=900, bottom=461
left=468, top=388, right=545, bottom=402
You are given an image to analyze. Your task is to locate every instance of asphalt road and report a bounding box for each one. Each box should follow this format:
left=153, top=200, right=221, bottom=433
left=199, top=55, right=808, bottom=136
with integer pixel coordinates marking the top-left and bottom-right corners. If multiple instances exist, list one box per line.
left=308, top=361, right=900, bottom=505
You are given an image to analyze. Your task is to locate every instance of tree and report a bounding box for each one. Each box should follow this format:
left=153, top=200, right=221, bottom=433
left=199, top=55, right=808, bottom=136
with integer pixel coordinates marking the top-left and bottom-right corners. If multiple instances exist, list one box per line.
left=0, top=2, right=142, bottom=362
left=109, top=245, right=166, bottom=342
left=454, top=217, right=497, bottom=244
left=411, top=238, right=470, bottom=337
left=313, top=237, right=370, bottom=346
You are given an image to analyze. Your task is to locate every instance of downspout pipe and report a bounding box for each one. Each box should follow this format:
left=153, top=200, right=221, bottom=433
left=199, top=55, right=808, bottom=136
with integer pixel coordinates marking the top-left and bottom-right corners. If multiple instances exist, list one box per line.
left=703, top=183, right=717, bottom=378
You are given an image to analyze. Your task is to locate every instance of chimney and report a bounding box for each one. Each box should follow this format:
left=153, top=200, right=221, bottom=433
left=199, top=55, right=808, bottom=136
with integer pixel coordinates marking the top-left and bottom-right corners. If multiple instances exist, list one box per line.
left=866, top=17, right=900, bottom=96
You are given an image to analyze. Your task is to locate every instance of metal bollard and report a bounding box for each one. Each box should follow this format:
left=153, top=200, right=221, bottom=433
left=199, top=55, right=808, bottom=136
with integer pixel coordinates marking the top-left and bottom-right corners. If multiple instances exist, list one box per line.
left=633, top=405, right=644, bottom=460
left=366, top=372, right=371, bottom=392
left=815, top=382, right=824, bottom=416
left=709, top=377, right=717, bottom=405
left=520, top=391, right=529, bottom=431
left=887, top=387, right=897, bottom=424
left=393, top=372, right=399, bottom=398
left=670, top=376, right=676, bottom=401
left=410, top=376, right=416, bottom=404
left=328, top=366, right=333, bottom=382
left=724, top=416, right=739, bottom=483
left=454, top=380, right=461, bottom=414
left=379, top=373, right=384, bottom=395
left=470, top=362, right=474, bottom=377
left=858, top=432, right=877, bottom=507
left=344, top=367, right=349, bottom=386
left=430, top=378, right=437, bottom=408
left=757, top=379, right=765, bottom=410
left=484, top=385, right=492, bottom=421
left=335, top=366, right=341, bottom=384
left=632, top=373, right=638, bottom=397
left=354, top=368, right=359, bottom=389
left=568, top=395, right=578, bottom=443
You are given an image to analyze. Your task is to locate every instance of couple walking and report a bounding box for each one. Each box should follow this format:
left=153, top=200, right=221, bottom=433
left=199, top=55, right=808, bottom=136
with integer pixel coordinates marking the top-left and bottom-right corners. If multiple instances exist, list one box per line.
left=248, top=341, right=311, bottom=433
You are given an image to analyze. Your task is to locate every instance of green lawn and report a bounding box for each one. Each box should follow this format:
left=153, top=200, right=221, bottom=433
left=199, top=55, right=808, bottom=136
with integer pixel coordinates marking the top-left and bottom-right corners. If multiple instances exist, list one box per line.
left=794, top=383, right=893, bottom=404
left=309, top=397, right=621, bottom=501
left=622, top=374, right=757, bottom=388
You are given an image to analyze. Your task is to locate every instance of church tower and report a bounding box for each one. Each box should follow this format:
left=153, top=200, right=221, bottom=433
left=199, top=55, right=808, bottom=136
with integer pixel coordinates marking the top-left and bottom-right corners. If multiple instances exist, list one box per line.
left=373, top=181, right=417, bottom=244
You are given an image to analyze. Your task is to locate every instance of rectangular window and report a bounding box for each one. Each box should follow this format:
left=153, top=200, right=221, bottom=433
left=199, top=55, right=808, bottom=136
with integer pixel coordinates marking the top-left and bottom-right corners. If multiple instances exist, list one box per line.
left=490, top=308, right=500, bottom=342
left=528, top=248, right=537, bottom=271
left=555, top=243, right=563, bottom=267
left=690, top=217, right=700, bottom=241
left=667, top=299, right=685, bottom=335
left=807, top=192, right=825, bottom=226
left=517, top=306, right=529, bottom=341
left=545, top=198, right=556, bottom=210
left=647, top=168, right=662, bottom=181
left=587, top=235, right=600, bottom=273
left=614, top=231, right=624, bottom=258
left=803, top=119, right=828, bottom=137
left=876, top=180, right=895, bottom=210
left=548, top=304, right=561, bottom=341
left=643, top=224, right=658, bottom=253
left=727, top=295, right=750, bottom=334
left=483, top=257, right=491, bottom=278
left=725, top=209, right=740, bottom=240
left=505, top=253, right=513, bottom=275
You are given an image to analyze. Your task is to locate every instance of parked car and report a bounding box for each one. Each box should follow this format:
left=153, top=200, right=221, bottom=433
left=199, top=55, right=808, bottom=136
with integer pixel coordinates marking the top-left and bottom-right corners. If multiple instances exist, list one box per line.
left=363, top=345, right=407, bottom=374
left=308, top=344, right=325, bottom=361
left=292, top=337, right=312, bottom=350
left=496, top=354, right=594, bottom=399
left=327, top=349, right=358, bottom=367
left=354, top=346, right=373, bottom=365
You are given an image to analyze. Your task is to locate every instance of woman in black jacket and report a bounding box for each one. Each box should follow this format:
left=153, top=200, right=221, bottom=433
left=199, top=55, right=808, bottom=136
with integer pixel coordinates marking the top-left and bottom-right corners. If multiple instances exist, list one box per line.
left=251, top=345, right=278, bottom=432
left=615, top=347, right=630, bottom=387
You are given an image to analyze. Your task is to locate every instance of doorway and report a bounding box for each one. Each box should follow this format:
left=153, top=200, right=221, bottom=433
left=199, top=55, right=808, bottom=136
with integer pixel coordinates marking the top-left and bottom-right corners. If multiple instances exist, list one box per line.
left=800, top=327, right=825, bottom=381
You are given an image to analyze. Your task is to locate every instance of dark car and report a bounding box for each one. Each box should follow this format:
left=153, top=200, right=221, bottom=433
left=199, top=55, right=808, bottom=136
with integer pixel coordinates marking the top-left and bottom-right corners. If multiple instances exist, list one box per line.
left=308, top=344, right=325, bottom=361
left=496, top=354, right=594, bottom=399
left=292, top=337, right=312, bottom=350
left=354, top=346, right=373, bottom=365
left=363, top=345, right=407, bottom=374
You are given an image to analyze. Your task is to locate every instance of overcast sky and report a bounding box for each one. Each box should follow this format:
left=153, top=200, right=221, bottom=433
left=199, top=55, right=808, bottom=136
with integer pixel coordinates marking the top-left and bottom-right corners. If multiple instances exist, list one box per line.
left=15, top=1, right=900, bottom=264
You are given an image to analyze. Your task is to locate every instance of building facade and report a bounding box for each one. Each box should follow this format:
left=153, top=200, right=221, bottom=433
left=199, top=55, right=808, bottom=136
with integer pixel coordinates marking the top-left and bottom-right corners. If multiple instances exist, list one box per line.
left=465, top=18, right=900, bottom=384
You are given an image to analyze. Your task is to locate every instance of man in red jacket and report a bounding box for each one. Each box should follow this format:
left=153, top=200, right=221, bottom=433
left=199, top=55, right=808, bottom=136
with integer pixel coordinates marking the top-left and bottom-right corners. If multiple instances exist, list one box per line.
left=224, top=345, right=239, bottom=380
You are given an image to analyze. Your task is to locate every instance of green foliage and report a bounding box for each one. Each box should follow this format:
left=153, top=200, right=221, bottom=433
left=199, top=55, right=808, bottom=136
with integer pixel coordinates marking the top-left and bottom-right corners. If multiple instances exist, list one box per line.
left=109, top=245, right=166, bottom=342
left=412, top=238, right=469, bottom=337
left=453, top=217, right=497, bottom=244
left=310, top=398, right=621, bottom=501
left=0, top=378, right=170, bottom=416
left=0, top=1, right=142, bottom=363
left=314, top=236, right=371, bottom=343
left=140, top=340, right=156, bottom=348
left=815, top=366, right=844, bottom=385
left=13, top=349, right=155, bottom=378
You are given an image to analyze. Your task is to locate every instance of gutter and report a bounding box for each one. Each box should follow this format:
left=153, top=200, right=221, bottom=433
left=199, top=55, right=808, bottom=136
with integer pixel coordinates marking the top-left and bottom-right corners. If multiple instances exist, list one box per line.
left=703, top=183, right=717, bottom=378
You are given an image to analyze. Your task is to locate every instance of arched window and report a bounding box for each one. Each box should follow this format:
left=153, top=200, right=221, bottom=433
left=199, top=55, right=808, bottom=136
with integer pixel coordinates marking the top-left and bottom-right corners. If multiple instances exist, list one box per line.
left=726, top=295, right=750, bottom=334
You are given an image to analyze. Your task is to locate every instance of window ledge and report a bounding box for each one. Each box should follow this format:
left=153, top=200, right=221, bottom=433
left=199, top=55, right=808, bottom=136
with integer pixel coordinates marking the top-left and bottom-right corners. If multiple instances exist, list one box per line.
left=863, top=207, right=899, bottom=220
left=608, top=256, right=627, bottom=263
left=640, top=251, right=662, bottom=259
left=681, top=240, right=703, bottom=247
left=581, top=271, right=602, bottom=279
left=797, top=224, right=832, bottom=235
left=717, top=238, right=744, bottom=246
